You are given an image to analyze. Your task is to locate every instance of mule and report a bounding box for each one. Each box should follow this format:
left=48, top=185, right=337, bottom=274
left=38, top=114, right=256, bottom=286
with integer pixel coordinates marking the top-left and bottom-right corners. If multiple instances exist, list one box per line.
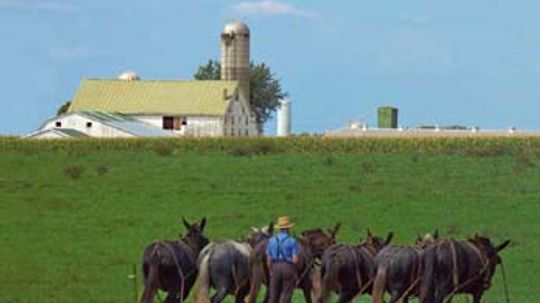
left=420, top=235, right=510, bottom=303
left=194, top=223, right=274, bottom=303
left=140, top=217, right=209, bottom=303
left=371, top=230, right=439, bottom=303
left=247, top=223, right=341, bottom=303
left=318, top=230, right=394, bottom=303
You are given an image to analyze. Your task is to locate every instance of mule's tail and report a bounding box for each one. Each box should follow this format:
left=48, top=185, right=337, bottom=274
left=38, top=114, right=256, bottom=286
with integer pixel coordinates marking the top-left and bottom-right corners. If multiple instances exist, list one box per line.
left=246, top=254, right=264, bottom=303
left=194, top=252, right=211, bottom=303
left=419, top=246, right=436, bottom=303
left=318, top=258, right=335, bottom=303
left=372, top=265, right=387, bottom=303
left=140, top=245, right=161, bottom=303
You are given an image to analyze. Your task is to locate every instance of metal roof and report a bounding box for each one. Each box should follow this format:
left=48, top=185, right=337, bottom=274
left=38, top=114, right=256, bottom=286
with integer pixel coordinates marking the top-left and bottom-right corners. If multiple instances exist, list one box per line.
left=69, top=79, right=238, bottom=116
left=26, top=128, right=88, bottom=139
left=76, top=111, right=176, bottom=137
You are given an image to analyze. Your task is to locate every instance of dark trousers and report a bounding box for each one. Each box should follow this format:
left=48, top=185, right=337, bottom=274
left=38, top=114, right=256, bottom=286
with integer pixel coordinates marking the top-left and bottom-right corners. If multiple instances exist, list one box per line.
left=268, top=261, right=297, bottom=303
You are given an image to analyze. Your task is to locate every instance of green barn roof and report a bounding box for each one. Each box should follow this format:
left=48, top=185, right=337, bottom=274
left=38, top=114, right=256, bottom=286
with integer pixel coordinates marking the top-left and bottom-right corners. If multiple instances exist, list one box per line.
left=69, top=79, right=239, bottom=116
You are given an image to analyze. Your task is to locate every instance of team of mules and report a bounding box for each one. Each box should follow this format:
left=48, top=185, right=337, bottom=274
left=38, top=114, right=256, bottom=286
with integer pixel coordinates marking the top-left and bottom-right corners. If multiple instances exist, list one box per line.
left=139, top=218, right=510, bottom=303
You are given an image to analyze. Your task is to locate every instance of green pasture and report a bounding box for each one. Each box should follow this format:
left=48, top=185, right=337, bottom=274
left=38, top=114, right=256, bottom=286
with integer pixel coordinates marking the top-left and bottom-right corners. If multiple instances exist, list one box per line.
left=1, top=137, right=539, bottom=303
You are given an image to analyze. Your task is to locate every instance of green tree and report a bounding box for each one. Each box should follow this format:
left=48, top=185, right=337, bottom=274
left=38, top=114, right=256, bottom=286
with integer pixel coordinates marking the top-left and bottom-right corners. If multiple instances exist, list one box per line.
left=194, top=59, right=287, bottom=133
left=56, top=100, right=71, bottom=116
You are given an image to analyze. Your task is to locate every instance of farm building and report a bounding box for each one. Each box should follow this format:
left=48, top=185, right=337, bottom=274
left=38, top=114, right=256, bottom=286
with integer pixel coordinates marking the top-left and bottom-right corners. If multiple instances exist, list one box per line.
left=26, top=111, right=177, bottom=139
left=28, top=21, right=258, bottom=138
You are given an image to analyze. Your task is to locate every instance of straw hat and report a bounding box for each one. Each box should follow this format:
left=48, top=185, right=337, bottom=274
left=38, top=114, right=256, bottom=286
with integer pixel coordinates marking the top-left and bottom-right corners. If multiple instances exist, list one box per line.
left=276, top=216, right=294, bottom=229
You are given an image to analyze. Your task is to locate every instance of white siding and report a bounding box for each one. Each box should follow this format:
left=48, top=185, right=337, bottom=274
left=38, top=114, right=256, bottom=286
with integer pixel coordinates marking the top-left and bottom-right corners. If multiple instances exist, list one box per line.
left=41, top=114, right=134, bottom=137
left=132, top=115, right=223, bottom=137
left=224, top=93, right=257, bottom=136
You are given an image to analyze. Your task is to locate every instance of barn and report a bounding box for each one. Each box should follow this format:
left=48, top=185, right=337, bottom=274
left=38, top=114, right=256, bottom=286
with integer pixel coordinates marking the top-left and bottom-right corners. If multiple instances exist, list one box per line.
left=66, top=78, right=257, bottom=137
left=26, top=111, right=176, bottom=139
left=28, top=21, right=259, bottom=138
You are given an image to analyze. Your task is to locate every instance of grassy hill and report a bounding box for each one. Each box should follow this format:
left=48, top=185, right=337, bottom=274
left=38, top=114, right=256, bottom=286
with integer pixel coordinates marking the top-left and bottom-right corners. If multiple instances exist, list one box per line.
left=1, top=137, right=539, bottom=303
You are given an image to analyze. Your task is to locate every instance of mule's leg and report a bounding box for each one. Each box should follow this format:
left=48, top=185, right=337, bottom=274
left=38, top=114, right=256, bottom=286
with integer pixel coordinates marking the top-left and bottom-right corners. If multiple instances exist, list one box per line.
left=335, top=290, right=357, bottom=303
left=164, top=291, right=179, bottom=303
left=472, top=292, right=483, bottom=303
left=388, top=289, right=401, bottom=303
left=235, top=285, right=250, bottom=303
left=302, top=284, right=313, bottom=303
left=211, top=287, right=230, bottom=303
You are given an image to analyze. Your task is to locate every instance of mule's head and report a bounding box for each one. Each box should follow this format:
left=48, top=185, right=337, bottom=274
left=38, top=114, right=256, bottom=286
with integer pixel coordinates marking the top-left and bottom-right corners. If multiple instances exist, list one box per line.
left=415, top=229, right=440, bottom=248
left=182, top=217, right=209, bottom=253
left=247, top=221, right=274, bottom=248
left=299, top=223, right=341, bottom=258
left=469, top=234, right=511, bottom=288
left=364, top=229, right=394, bottom=253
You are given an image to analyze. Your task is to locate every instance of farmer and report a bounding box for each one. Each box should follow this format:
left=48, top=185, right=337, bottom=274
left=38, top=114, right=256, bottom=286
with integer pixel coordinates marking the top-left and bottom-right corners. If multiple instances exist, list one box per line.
left=267, top=215, right=300, bottom=303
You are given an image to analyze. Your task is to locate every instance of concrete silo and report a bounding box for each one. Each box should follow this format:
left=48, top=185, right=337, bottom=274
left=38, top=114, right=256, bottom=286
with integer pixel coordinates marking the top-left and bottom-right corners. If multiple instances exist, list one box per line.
left=277, top=99, right=291, bottom=136
left=221, top=21, right=250, bottom=101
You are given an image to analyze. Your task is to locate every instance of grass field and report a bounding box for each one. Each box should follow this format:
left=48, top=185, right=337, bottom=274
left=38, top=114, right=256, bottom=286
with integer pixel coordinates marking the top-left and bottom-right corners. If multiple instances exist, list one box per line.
left=1, top=137, right=539, bottom=303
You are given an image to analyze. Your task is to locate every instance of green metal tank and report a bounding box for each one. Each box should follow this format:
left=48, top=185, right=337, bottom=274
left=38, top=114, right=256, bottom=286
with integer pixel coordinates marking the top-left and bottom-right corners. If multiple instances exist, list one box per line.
left=377, top=106, right=398, bottom=129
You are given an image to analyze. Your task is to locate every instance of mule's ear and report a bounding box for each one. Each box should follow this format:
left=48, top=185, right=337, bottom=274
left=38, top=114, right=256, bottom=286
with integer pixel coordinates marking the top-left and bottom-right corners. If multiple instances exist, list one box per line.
left=416, top=233, right=422, bottom=243
left=199, top=217, right=207, bottom=231
left=385, top=232, right=394, bottom=245
left=182, top=217, right=191, bottom=230
left=367, top=229, right=373, bottom=238
left=496, top=240, right=511, bottom=252
left=433, top=229, right=439, bottom=239
left=268, top=222, right=274, bottom=235
left=330, top=223, right=341, bottom=238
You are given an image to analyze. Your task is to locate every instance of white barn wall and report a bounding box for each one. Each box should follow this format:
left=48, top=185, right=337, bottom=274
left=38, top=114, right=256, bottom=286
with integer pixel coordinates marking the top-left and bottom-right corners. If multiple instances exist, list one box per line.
left=132, top=115, right=223, bottom=136
left=224, top=95, right=257, bottom=136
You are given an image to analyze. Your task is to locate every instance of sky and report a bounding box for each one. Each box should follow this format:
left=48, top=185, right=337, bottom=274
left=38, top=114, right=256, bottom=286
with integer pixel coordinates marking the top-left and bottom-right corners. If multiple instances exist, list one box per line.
left=1, top=0, right=539, bottom=135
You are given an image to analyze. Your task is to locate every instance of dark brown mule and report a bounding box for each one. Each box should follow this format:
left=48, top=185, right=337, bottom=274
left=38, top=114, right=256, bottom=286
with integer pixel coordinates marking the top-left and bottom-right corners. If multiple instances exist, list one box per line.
left=246, top=223, right=341, bottom=303
left=371, top=231, right=440, bottom=303
left=420, top=235, right=510, bottom=303
left=319, top=230, right=394, bottom=303
left=140, top=218, right=209, bottom=303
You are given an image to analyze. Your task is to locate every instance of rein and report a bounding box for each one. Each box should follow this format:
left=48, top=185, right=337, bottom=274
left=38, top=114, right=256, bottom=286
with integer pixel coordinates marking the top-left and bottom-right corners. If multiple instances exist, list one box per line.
left=500, top=260, right=511, bottom=303
left=161, top=240, right=198, bottom=303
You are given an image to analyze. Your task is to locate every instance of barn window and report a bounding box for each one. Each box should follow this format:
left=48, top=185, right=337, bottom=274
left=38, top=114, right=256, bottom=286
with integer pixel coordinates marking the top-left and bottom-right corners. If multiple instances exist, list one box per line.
left=245, top=116, right=248, bottom=125
left=55, top=121, right=62, bottom=127
left=163, top=116, right=174, bottom=130
left=231, top=116, right=235, bottom=125
left=86, top=122, right=92, bottom=128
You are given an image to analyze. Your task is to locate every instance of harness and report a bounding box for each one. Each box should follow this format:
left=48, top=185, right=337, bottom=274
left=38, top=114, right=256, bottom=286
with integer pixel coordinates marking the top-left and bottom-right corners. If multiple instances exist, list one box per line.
left=273, top=234, right=291, bottom=262
left=442, top=239, right=491, bottom=303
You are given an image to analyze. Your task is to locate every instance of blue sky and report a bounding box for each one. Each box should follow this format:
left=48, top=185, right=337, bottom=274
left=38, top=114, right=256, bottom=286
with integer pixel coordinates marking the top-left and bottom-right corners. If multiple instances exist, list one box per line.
left=1, top=0, right=539, bottom=135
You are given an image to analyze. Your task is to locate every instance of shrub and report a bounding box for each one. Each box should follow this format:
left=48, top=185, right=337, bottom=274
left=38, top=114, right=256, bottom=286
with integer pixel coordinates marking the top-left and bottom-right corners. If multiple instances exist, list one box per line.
left=96, top=165, right=110, bottom=176
left=154, top=143, right=174, bottom=156
left=63, top=165, right=84, bottom=180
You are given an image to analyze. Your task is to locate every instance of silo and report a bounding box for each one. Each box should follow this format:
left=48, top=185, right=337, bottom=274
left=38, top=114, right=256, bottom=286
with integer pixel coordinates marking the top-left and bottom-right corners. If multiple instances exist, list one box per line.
left=377, top=106, right=398, bottom=129
left=277, top=99, right=291, bottom=136
left=221, top=21, right=250, bottom=101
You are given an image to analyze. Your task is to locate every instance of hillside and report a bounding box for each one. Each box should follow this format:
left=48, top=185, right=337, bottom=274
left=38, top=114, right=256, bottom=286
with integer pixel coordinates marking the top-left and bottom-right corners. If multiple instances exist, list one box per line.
left=1, top=137, right=539, bottom=303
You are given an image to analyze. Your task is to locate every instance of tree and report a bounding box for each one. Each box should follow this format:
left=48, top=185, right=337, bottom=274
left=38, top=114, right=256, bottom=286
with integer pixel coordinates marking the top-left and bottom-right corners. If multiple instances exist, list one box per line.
left=56, top=100, right=71, bottom=116
left=194, top=59, right=287, bottom=133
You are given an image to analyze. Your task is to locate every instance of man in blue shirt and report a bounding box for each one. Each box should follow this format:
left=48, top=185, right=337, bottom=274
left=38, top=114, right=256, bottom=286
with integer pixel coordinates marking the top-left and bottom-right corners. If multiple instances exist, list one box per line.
left=266, top=216, right=300, bottom=303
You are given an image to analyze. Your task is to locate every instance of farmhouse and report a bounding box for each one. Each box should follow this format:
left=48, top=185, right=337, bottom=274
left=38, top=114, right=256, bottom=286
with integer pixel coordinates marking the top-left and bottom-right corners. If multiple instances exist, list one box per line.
left=28, top=21, right=258, bottom=138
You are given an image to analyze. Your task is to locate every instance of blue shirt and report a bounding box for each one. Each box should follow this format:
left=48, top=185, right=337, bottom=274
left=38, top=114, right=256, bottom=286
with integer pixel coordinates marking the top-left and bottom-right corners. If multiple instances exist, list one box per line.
left=267, top=231, right=300, bottom=263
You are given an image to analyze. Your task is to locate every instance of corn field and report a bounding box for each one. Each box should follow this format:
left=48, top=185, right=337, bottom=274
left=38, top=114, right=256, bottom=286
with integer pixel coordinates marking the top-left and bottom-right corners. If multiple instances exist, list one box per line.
left=1, top=136, right=539, bottom=157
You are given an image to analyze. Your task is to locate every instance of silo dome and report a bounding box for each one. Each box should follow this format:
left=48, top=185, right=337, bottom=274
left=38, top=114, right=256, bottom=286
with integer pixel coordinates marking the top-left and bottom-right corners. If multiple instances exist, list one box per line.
left=223, top=21, right=250, bottom=35
left=118, top=71, right=140, bottom=81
